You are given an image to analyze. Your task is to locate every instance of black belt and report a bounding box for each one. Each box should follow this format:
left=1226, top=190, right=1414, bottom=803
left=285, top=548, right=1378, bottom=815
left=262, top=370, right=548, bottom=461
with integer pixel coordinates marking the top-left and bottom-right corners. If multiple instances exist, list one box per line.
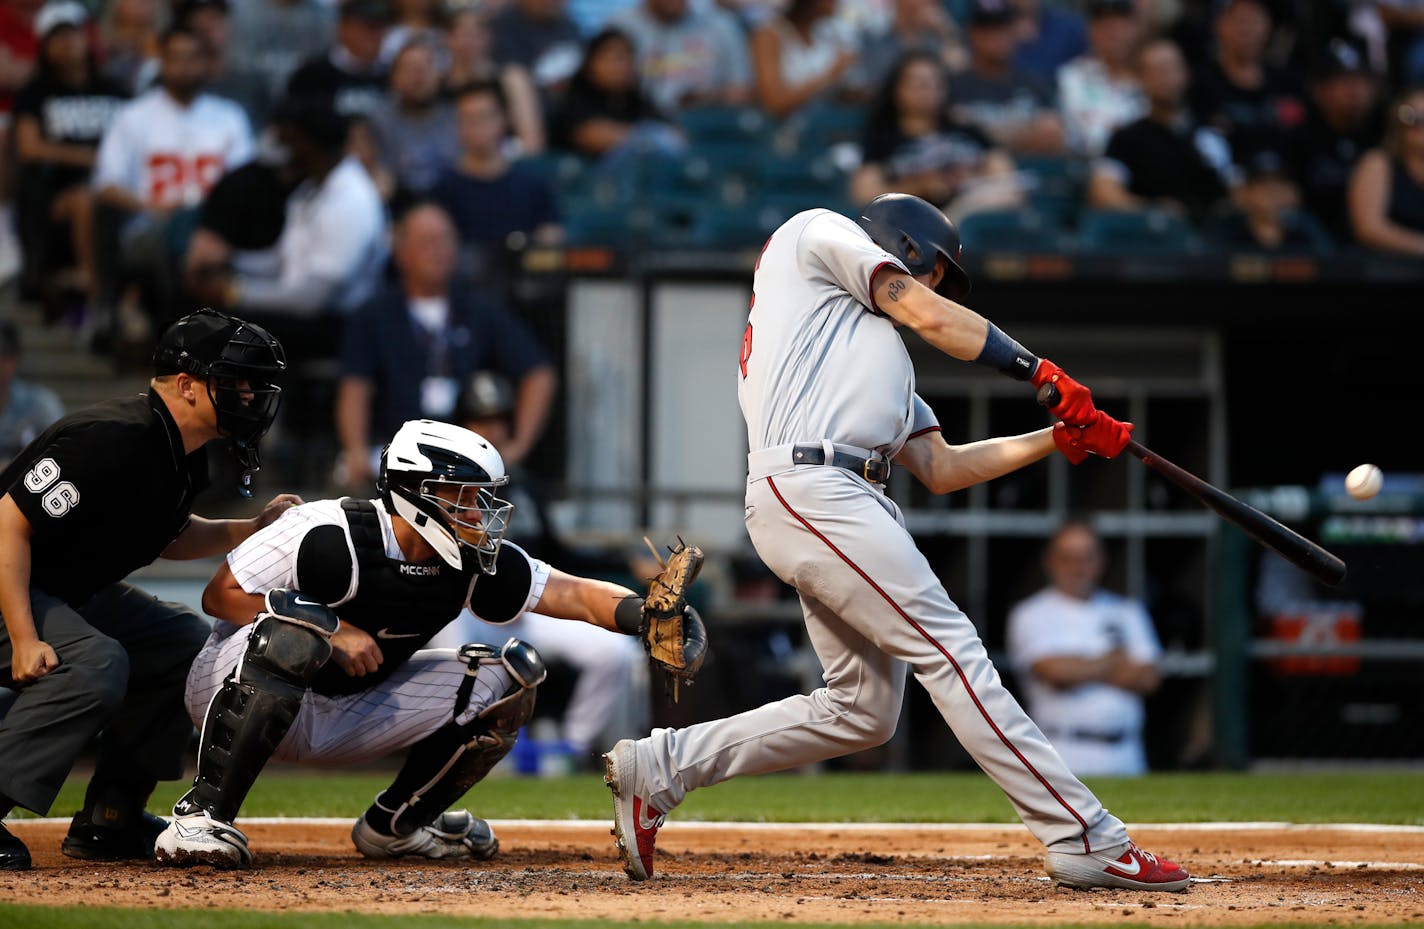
left=1044, top=727, right=1129, bottom=746
left=791, top=444, right=891, bottom=484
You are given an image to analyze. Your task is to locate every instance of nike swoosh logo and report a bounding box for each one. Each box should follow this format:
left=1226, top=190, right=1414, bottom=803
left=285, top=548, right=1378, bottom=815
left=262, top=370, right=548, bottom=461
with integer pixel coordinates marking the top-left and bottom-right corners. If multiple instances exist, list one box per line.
left=634, top=796, right=664, bottom=831
left=293, top=597, right=324, bottom=608
left=1104, top=853, right=1144, bottom=877
left=376, top=628, right=423, bottom=640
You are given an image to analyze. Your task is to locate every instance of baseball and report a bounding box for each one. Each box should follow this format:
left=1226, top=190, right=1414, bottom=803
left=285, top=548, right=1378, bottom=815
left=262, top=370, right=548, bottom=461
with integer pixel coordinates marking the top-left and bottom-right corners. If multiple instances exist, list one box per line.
left=1345, top=463, right=1383, bottom=500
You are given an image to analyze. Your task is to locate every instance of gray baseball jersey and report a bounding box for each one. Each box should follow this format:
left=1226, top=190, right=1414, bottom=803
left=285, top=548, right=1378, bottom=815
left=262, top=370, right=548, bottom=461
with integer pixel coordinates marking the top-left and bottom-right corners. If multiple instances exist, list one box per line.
left=630, top=208, right=1132, bottom=855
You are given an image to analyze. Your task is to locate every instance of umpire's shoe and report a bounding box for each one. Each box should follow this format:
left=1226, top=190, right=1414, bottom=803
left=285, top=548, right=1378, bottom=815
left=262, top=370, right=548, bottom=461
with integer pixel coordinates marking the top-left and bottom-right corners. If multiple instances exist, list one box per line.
left=61, top=809, right=168, bottom=861
left=0, top=821, right=32, bottom=871
left=351, top=810, right=499, bottom=861
left=154, top=812, right=252, bottom=869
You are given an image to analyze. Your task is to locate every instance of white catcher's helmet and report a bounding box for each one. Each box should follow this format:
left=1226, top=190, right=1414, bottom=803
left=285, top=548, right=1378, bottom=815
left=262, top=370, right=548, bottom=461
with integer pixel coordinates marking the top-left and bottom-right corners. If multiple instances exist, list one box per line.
left=378, top=419, right=514, bottom=573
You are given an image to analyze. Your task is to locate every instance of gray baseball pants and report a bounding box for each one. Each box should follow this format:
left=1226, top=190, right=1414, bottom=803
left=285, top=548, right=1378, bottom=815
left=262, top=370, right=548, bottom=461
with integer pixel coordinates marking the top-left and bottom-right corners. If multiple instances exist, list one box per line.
left=0, top=583, right=210, bottom=814
left=632, top=463, right=1130, bottom=853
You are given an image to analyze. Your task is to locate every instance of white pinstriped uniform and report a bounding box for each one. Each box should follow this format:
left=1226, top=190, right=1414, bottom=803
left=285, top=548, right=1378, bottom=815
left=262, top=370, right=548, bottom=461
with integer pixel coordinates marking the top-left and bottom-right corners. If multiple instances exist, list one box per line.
left=630, top=210, right=1132, bottom=854
left=183, top=499, right=549, bottom=765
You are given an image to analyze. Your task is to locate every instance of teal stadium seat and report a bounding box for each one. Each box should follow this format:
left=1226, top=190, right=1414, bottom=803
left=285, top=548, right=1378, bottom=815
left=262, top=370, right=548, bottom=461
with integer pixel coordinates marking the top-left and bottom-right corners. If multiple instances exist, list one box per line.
left=958, top=209, right=1067, bottom=252
left=676, top=105, right=772, bottom=147
left=1077, top=209, right=1201, bottom=254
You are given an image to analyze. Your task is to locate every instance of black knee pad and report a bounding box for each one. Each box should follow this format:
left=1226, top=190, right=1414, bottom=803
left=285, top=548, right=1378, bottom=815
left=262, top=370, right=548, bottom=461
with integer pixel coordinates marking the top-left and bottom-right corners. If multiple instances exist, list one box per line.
left=177, top=591, right=338, bottom=823
left=377, top=638, right=545, bottom=836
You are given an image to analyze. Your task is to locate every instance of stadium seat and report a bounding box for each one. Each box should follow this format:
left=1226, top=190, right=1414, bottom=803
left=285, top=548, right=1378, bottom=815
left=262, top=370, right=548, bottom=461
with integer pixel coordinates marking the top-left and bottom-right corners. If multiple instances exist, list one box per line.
left=689, top=202, right=799, bottom=248
left=563, top=204, right=657, bottom=246
left=676, top=105, right=772, bottom=147
left=791, top=104, right=867, bottom=151
left=958, top=209, right=1067, bottom=252
left=1077, top=209, right=1201, bottom=254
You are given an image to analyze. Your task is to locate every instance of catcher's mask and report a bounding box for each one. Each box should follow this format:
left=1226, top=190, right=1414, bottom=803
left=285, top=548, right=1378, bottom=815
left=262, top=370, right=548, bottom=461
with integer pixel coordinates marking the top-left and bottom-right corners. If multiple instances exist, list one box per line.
left=378, top=419, right=514, bottom=573
left=152, top=308, right=286, bottom=496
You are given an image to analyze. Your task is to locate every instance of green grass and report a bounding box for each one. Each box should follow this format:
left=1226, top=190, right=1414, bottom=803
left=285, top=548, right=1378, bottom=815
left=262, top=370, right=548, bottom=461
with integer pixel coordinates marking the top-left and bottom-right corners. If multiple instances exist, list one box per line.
left=1, top=907, right=1410, bottom=929
left=13, top=770, right=1424, bottom=825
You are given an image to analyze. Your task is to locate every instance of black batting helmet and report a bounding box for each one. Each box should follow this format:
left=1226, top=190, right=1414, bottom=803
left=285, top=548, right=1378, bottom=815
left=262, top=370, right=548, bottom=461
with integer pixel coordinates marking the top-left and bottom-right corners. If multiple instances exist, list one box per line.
left=856, top=193, right=972, bottom=302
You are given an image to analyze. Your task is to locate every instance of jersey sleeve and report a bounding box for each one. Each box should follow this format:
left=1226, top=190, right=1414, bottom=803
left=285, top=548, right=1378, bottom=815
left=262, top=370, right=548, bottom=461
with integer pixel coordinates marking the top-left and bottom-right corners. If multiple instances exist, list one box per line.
left=7, top=428, right=124, bottom=529
left=467, top=541, right=551, bottom=625
left=227, top=502, right=354, bottom=602
left=796, top=211, right=909, bottom=314
left=907, top=393, right=942, bottom=440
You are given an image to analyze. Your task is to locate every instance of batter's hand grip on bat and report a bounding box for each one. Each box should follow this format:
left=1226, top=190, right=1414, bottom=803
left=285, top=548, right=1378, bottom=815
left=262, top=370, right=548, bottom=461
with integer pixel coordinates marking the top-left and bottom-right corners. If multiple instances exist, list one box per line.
left=1034, top=381, right=1346, bottom=586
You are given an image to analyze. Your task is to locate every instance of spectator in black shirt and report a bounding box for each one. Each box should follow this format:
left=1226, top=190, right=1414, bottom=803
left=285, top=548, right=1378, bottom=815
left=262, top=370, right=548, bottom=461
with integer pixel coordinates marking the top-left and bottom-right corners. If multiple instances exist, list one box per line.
left=851, top=50, right=1018, bottom=215
left=948, top=0, right=1066, bottom=156
left=1090, top=38, right=1234, bottom=221
left=549, top=28, right=684, bottom=163
left=1286, top=38, right=1383, bottom=243
left=431, top=81, right=561, bottom=290
left=0, top=310, right=294, bottom=872
left=489, top=0, right=581, bottom=93
left=285, top=0, right=390, bottom=121
left=1188, top=0, right=1306, bottom=165
left=1348, top=86, right=1424, bottom=257
left=11, top=1, right=126, bottom=308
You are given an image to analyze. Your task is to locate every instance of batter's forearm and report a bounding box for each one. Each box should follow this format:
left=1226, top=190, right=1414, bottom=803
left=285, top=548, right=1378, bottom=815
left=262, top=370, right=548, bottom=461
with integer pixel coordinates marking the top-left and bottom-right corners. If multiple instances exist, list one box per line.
left=939, top=429, right=1056, bottom=492
left=874, top=272, right=991, bottom=361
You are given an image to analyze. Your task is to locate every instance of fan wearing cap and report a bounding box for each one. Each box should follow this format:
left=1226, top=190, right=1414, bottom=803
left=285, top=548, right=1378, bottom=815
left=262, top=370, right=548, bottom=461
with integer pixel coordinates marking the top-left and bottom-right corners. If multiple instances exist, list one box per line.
left=11, top=1, right=126, bottom=308
left=0, top=309, right=299, bottom=872
left=1212, top=149, right=1330, bottom=250
left=948, top=0, right=1067, bottom=156
left=1284, top=38, right=1383, bottom=242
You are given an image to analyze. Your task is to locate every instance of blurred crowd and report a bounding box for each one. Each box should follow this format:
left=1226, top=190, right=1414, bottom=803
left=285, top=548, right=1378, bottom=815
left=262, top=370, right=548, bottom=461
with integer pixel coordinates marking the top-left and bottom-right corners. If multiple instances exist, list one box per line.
left=0, top=0, right=1422, bottom=381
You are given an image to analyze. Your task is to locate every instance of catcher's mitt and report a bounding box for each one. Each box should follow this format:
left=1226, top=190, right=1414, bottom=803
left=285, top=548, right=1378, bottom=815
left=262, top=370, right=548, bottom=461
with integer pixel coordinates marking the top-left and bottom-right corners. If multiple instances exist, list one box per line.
left=640, top=537, right=707, bottom=699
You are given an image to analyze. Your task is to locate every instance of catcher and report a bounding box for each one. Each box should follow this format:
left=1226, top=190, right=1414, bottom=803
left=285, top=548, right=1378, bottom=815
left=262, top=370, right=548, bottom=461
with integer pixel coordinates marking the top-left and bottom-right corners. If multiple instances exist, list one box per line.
left=155, top=419, right=706, bottom=868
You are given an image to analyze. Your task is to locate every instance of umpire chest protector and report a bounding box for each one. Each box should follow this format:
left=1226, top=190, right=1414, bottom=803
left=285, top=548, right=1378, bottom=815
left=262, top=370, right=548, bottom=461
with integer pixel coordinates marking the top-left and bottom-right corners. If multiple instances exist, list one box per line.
left=303, top=499, right=482, bottom=695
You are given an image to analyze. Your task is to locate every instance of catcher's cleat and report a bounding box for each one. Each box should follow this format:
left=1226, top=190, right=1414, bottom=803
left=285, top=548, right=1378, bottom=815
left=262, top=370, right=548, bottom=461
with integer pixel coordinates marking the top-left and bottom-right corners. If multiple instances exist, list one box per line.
left=155, top=811, right=253, bottom=869
left=1045, top=841, right=1190, bottom=892
left=61, top=809, right=168, bottom=861
left=604, top=738, right=663, bottom=882
left=351, top=810, right=498, bottom=861
left=0, top=822, right=31, bottom=872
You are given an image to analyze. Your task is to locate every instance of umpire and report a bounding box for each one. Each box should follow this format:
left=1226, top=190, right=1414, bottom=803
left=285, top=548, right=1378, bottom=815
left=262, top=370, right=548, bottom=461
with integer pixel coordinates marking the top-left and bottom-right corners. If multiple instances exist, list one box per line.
left=0, top=309, right=297, bottom=871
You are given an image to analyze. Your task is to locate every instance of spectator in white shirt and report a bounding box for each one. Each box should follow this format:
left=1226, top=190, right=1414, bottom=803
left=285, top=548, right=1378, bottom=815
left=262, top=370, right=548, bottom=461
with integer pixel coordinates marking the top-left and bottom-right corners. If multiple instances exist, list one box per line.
left=1007, top=519, right=1163, bottom=777
left=1056, top=0, right=1144, bottom=156
left=92, top=25, right=253, bottom=339
left=202, top=94, right=386, bottom=361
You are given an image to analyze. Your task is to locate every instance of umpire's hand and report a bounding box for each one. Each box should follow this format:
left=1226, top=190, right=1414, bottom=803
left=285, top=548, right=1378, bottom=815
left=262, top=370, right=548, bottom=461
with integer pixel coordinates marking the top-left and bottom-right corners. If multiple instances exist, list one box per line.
left=330, top=623, right=383, bottom=677
left=253, top=494, right=304, bottom=532
left=11, top=638, right=60, bottom=684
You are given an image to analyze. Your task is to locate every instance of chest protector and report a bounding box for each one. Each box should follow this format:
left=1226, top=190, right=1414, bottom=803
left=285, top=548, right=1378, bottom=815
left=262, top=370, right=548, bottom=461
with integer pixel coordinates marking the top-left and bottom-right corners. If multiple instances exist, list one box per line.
left=309, top=499, right=480, bottom=696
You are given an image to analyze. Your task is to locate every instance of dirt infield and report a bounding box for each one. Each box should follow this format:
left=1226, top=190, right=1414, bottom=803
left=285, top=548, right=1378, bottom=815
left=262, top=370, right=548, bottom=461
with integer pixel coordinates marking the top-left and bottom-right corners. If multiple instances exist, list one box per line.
left=4, top=821, right=1423, bottom=924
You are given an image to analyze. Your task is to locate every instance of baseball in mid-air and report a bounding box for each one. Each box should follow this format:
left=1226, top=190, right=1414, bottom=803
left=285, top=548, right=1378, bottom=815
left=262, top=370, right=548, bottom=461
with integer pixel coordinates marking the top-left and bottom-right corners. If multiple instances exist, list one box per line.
left=1345, top=464, right=1383, bottom=500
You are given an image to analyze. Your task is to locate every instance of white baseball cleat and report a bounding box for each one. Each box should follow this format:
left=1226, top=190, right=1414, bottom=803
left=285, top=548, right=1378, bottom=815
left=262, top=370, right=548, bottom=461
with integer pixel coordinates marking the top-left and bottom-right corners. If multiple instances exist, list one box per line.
left=154, top=812, right=252, bottom=869
left=351, top=810, right=499, bottom=860
left=604, top=738, right=664, bottom=882
left=1045, top=841, right=1190, bottom=892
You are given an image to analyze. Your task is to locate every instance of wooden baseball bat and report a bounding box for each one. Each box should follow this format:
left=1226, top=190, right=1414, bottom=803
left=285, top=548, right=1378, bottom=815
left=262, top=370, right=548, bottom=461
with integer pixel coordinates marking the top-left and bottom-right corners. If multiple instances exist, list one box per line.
left=1038, top=383, right=1347, bottom=587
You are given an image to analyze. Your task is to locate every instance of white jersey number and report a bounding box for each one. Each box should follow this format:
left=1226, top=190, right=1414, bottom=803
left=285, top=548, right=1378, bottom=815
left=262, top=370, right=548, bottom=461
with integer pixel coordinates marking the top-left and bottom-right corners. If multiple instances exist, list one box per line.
left=23, top=458, right=80, bottom=517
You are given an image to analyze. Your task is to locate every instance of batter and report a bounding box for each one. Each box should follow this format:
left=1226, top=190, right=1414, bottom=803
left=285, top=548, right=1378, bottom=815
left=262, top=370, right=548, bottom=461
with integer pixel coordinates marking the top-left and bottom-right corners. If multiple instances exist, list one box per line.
left=604, top=194, right=1190, bottom=892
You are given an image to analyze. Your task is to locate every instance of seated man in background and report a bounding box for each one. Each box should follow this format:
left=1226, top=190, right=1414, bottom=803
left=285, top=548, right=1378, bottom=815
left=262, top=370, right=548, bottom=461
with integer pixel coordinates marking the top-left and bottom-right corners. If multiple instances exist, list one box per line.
left=426, top=372, right=646, bottom=770
left=1088, top=38, right=1234, bottom=223
left=286, top=0, right=390, bottom=122
left=1007, top=520, right=1162, bottom=777
left=336, top=203, right=557, bottom=492
left=91, top=25, right=253, bottom=343
left=430, top=80, right=562, bottom=294
left=0, top=320, right=64, bottom=468
left=948, top=0, right=1066, bottom=156
left=1056, top=0, right=1143, bottom=156
left=368, top=37, right=457, bottom=201
left=195, top=94, right=387, bottom=362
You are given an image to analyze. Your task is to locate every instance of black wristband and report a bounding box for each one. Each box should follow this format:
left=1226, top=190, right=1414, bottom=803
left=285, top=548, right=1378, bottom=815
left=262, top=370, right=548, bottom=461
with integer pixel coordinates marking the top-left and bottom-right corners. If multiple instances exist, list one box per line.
left=975, top=323, right=1039, bottom=381
left=614, top=596, right=644, bottom=635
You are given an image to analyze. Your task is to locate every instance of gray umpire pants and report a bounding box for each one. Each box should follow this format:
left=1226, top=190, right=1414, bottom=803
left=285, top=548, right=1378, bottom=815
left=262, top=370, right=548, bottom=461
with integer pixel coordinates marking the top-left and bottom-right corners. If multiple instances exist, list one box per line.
left=0, top=583, right=211, bottom=815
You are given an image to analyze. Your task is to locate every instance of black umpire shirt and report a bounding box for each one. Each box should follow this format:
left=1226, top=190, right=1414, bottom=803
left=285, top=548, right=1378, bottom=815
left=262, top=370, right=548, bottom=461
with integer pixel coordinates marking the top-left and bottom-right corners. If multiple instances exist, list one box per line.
left=0, top=392, right=210, bottom=607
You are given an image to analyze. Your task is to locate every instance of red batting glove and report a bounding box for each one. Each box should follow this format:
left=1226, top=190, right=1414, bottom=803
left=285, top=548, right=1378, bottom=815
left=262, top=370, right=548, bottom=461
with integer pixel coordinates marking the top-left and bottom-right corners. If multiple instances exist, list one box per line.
left=1052, top=412, right=1133, bottom=464
left=1030, top=359, right=1097, bottom=426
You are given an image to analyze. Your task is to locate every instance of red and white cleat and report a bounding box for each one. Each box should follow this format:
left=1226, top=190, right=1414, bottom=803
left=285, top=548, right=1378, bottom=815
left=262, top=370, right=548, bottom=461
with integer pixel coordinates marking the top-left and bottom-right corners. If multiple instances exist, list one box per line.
left=604, top=739, right=664, bottom=881
left=1046, top=841, right=1191, bottom=892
